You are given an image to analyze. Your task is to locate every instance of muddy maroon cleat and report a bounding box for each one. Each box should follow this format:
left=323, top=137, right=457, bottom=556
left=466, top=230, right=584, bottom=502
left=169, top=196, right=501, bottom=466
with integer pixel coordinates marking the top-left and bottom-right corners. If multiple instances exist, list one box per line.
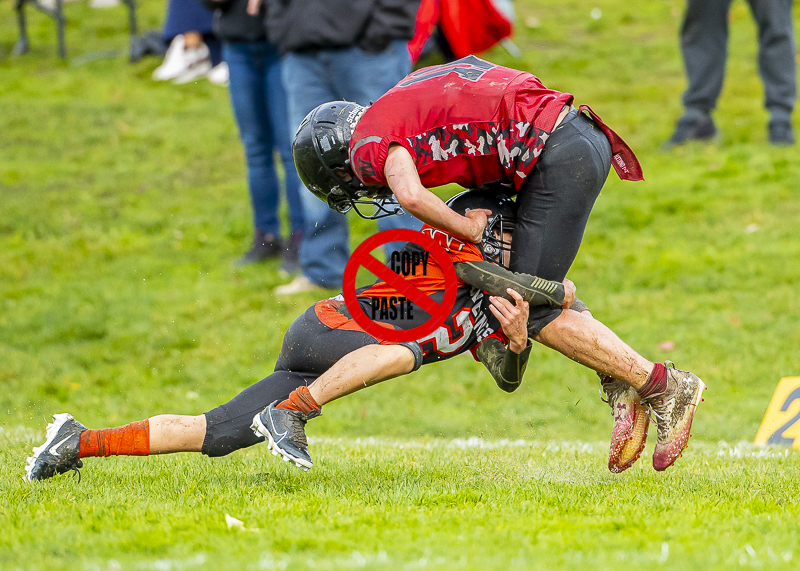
left=600, top=374, right=650, bottom=473
left=642, top=362, right=706, bottom=471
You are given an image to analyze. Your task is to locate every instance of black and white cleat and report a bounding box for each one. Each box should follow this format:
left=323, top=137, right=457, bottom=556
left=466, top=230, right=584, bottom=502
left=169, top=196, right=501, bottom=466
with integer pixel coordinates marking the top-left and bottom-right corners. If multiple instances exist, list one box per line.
left=251, top=401, right=319, bottom=471
left=25, top=413, right=86, bottom=482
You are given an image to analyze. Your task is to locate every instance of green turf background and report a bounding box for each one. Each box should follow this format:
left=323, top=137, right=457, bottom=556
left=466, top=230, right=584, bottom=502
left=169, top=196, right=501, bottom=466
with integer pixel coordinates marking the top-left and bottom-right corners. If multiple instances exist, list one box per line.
left=1, top=0, right=799, bottom=569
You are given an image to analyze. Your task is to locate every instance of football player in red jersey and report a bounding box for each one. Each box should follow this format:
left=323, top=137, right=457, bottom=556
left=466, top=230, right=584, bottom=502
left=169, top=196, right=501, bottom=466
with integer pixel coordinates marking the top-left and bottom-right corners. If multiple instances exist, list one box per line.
left=292, top=56, right=706, bottom=472
left=25, top=191, right=577, bottom=481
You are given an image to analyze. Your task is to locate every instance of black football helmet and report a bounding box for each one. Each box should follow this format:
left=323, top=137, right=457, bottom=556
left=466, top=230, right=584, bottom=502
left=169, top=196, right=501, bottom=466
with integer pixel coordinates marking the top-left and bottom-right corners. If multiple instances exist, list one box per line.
left=292, top=101, right=401, bottom=220
left=446, top=187, right=517, bottom=268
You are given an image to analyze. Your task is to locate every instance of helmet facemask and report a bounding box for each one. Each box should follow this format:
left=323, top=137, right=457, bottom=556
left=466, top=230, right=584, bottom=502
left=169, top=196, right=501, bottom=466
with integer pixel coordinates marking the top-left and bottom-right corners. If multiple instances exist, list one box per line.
left=325, top=170, right=404, bottom=219
left=478, top=211, right=515, bottom=269
left=445, top=188, right=517, bottom=270
left=338, top=184, right=405, bottom=220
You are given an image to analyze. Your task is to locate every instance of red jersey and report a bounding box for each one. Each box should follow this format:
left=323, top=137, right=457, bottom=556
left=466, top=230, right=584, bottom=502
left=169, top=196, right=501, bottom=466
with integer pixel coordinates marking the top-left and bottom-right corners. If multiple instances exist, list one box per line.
left=350, top=56, right=643, bottom=192
left=351, top=56, right=573, bottom=192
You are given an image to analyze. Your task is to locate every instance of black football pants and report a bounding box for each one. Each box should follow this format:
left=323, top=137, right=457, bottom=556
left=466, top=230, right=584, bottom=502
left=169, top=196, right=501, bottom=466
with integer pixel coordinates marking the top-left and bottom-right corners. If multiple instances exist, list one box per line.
left=201, top=303, right=422, bottom=457
left=200, top=306, right=382, bottom=457
left=509, top=109, right=612, bottom=337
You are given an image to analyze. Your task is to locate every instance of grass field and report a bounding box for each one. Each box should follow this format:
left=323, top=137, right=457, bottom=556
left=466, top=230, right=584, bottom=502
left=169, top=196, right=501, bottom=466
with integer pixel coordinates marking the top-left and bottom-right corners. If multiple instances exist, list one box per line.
left=3, top=431, right=800, bottom=570
left=2, top=0, right=800, bottom=569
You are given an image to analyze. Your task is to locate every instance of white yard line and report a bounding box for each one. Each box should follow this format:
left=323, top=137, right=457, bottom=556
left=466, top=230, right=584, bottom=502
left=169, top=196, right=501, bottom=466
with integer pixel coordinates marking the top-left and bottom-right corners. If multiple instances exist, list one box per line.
left=3, top=426, right=796, bottom=458
left=307, top=435, right=798, bottom=458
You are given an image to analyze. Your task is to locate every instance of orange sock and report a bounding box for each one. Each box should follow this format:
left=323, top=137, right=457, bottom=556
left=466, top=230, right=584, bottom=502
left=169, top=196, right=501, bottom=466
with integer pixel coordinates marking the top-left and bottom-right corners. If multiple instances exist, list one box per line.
left=275, top=386, right=321, bottom=415
left=78, top=420, right=150, bottom=458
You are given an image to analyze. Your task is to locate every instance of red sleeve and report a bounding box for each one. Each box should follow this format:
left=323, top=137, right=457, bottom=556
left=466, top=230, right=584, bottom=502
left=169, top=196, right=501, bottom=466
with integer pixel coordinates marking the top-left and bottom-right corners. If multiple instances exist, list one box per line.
left=470, top=330, right=510, bottom=362
left=351, top=135, right=416, bottom=187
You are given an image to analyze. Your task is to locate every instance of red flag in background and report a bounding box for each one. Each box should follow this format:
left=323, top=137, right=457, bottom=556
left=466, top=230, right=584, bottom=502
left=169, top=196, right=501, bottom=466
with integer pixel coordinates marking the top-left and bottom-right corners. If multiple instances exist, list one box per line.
left=408, top=0, right=440, bottom=63
left=409, top=0, right=513, bottom=63
left=440, top=0, right=513, bottom=58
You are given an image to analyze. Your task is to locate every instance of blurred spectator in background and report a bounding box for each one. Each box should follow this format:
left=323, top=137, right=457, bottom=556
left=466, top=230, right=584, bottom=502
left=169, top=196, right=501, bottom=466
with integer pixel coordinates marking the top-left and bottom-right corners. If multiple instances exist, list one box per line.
left=666, top=0, right=796, bottom=147
left=250, top=0, right=424, bottom=295
left=201, top=0, right=304, bottom=269
left=153, top=0, right=227, bottom=84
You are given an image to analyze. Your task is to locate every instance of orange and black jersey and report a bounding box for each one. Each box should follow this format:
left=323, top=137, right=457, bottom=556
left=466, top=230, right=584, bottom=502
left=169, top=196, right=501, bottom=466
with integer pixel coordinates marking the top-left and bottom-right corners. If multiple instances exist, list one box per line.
left=347, top=225, right=509, bottom=365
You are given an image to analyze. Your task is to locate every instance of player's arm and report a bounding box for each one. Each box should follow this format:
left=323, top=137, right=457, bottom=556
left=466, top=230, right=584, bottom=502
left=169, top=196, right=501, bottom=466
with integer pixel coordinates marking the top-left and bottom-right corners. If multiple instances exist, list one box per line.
left=476, top=337, right=532, bottom=393
left=384, top=144, right=489, bottom=243
left=307, top=343, right=420, bottom=407
left=476, top=289, right=532, bottom=393
left=455, top=261, right=577, bottom=309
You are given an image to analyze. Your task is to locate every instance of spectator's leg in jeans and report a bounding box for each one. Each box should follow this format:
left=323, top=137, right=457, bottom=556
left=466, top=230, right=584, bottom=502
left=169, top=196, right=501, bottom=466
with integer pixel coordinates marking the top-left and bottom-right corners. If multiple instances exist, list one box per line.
left=282, top=51, right=350, bottom=288
left=680, top=0, right=732, bottom=119
left=224, top=43, right=281, bottom=241
left=203, top=34, right=222, bottom=67
left=263, top=42, right=305, bottom=270
left=747, top=0, right=796, bottom=124
left=265, top=46, right=304, bottom=236
left=332, top=40, right=423, bottom=256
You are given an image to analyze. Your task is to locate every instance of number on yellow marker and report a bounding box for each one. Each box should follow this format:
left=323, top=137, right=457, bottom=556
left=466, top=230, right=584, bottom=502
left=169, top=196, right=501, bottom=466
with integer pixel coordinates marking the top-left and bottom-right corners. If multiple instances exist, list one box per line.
left=755, top=377, right=800, bottom=448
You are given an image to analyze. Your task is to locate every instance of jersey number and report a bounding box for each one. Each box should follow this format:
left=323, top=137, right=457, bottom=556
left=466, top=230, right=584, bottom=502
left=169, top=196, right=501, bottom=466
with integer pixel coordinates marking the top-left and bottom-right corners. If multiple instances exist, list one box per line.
left=398, top=56, right=495, bottom=88
left=417, top=309, right=473, bottom=355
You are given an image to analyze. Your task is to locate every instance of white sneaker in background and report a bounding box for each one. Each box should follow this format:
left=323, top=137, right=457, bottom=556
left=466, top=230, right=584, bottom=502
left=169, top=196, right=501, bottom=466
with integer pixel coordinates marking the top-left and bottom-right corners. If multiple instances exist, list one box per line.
left=274, top=275, right=324, bottom=296
left=207, top=62, right=230, bottom=86
left=152, top=35, right=186, bottom=81
left=153, top=35, right=211, bottom=83
left=172, top=55, right=212, bottom=84
left=38, top=0, right=80, bottom=10
left=89, top=0, right=121, bottom=8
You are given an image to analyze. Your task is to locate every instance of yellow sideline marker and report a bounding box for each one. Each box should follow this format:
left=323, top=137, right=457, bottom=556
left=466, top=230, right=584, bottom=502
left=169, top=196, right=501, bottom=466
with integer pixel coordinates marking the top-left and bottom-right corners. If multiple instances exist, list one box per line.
left=755, top=377, right=800, bottom=448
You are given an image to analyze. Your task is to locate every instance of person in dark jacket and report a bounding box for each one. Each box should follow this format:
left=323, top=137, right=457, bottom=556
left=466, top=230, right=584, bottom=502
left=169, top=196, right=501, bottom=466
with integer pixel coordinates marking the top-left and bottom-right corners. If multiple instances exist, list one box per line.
left=203, top=0, right=305, bottom=269
left=246, top=0, right=424, bottom=294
